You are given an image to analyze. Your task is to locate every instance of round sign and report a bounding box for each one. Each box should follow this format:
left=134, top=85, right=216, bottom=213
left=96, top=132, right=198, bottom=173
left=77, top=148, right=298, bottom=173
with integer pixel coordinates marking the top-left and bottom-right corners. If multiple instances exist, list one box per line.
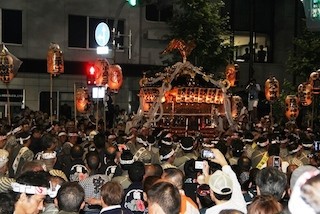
left=95, top=22, right=110, bottom=47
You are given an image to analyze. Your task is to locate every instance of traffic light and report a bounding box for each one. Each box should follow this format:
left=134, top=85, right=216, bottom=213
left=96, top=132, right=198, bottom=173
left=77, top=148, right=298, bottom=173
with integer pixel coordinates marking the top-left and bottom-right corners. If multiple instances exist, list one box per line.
left=87, top=66, right=96, bottom=85
left=127, top=0, right=136, bottom=6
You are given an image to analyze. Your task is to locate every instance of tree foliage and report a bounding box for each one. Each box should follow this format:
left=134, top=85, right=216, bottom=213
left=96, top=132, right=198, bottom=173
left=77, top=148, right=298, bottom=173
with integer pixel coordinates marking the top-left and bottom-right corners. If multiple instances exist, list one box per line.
left=166, top=0, right=231, bottom=72
left=286, top=29, right=320, bottom=82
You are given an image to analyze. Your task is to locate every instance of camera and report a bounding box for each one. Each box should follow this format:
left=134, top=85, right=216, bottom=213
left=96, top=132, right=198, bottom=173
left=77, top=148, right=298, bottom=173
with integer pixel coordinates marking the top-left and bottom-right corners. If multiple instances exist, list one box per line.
left=195, top=161, right=204, bottom=170
left=201, top=149, right=215, bottom=159
left=272, top=156, right=281, bottom=168
left=314, top=141, right=320, bottom=152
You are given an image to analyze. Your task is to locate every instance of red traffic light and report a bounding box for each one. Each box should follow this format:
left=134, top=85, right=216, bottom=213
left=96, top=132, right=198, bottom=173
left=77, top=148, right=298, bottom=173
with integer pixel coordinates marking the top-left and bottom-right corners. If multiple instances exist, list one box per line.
left=89, top=66, right=95, bottom=75
left=87, top=65, right=96, bottom=85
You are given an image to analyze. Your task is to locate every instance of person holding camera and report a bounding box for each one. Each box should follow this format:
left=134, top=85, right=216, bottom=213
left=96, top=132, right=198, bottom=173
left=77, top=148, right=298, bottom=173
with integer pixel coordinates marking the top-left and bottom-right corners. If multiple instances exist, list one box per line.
left=202, top=148, right=247, bottom=213
left=246, top=78, right=261, bottom=123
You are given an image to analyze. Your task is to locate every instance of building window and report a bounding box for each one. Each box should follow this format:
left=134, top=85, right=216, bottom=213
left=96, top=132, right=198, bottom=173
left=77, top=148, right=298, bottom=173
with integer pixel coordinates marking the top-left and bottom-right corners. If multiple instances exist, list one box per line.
left=68, top=15, right=125, bottom=49
left=146, top=3, right=173, bottom=22
left=1, top=9, right=22, bottom=44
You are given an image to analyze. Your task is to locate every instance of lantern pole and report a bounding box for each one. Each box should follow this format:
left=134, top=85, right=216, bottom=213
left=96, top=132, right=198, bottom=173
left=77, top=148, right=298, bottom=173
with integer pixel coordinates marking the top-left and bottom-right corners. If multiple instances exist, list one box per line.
left=311, top=95, right=315, bottom=129
left=96, top=95, right=99, bottom=131
left=270, top=102, right=273, bottom=127
left=6, top=83, right=11, bottom=125
left=50, top=74, right=53, bottom=124
left=74, top=83, right=78, bottom=128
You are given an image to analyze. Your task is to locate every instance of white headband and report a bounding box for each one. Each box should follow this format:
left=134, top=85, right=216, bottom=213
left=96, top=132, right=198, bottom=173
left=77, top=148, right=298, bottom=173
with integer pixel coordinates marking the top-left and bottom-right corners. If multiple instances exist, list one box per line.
left=11, top=182, right=60, bottom=198
left=202, top=143, right=215, bottom=148
left=119, top=158, right=134, bottom=165
left=41, top=151, right=57, bottom=160
left=161, top=139, right=172, bottom=146
left=288, top=145, right=302, bottom=155
left=243, top=138, right=253, bottom=143
left=108, top=135, right=116, bottom=140
left=136, top=137, right=148, bottom=147
left=160, top=149, right=175, bottom=161
left=58, top=132, right=67, bottom=137
left=180, top=143, right=193, bottom=151
left=17, top=135, right=31, bottom=145
left=12, top=126, right=22, bottom=135
left=257, top=139, right=269, bottom=147
left=68, top=133, right=78, bottom=137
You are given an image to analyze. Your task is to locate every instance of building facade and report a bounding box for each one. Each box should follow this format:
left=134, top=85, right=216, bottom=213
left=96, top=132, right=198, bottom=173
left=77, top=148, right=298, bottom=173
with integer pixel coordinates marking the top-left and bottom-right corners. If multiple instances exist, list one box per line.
left=0, top=0, right=305, bottom=119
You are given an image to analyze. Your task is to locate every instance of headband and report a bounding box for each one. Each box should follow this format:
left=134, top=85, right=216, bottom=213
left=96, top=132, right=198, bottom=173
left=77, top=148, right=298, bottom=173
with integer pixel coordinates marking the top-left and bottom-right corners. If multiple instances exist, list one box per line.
left=257, top=139, right=269, bottom=147
left=288, top=145, right=302, bottom=155
left=136, top=137, right=148, bottom=147
left=119, top=158, right=134, bottom=165
left=161, top=138, right=173, bottom=146
left=58, top=132, right=67, bottom=137
left=41, top=151, right=57, bottom=160
left=160, top=149, right=175, bottom=161
left=68, top=133, right=78, bottom=137
left=202, top=142, right=215, bottom=148
left=11, top=182, right=60, bottom=198
left=180, top=143, right=193, bottom=151
left=12, top=126, right=22, bottom=135
left=17, top=135, right=31, bottom=145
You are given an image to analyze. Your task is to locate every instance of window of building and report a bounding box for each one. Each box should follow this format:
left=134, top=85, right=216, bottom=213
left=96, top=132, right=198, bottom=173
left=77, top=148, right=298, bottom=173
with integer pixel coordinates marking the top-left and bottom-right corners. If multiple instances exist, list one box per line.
left=68, top=15, right=125, bottom=50
left=146, top=3, right=173, bottom=22
left=1, top=9, right=22, bottom=44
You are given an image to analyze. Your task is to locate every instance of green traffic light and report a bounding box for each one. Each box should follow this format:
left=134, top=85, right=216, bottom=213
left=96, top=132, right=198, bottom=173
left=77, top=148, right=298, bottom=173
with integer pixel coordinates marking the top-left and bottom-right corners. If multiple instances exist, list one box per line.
left=127, top=0, right=136, bottom=6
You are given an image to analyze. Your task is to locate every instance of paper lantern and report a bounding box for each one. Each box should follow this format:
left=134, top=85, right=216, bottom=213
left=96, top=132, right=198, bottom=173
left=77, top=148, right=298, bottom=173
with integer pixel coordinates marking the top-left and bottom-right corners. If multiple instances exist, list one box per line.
left=0, top=49, right=14, bottom=83
left=265, top=77, right=280, bottom=102
left=231, top=96, right=243, bottom=119
left=94, top=59, right=109, bottom=86
left=285, top=95, right=299, bottom=120
left=76, top=88, right=89, bottom=113
left=309, top=71, right=320, bottom=95
left=108, top=64, right=123, bottom=91
left=297, top=82, right=313, bottom=106
left=47, top=43, right=64, bottom=75
left=225, top=64, right=237, bottom=87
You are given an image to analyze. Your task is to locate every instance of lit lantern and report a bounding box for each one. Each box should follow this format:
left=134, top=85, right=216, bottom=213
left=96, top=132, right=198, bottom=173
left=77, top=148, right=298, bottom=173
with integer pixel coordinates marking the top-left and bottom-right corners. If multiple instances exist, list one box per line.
left=297, top=82, right=313, bottom=106
left=0, top=48, right=14, bottom=83
left=94, top=59, right=109, bottom=86
left=265, top=77, right=280, bottom=102
left=108, top=64, right=123, bottom=91
left=47, top=43, right=64, bottom=75
left=76, top=88, right=89, bottom=113
left=309, top=71, right=320, bottom=95
left=285, top=95, right=299, bottom=120
left=225, top=64, right=237, bottom=87
left=231, top=96, right=243, bottom=119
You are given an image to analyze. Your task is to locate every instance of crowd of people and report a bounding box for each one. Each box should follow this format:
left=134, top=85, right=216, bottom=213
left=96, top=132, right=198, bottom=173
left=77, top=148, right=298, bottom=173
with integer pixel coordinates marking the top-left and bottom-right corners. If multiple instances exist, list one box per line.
left=0, top=106, right=320, bottom=214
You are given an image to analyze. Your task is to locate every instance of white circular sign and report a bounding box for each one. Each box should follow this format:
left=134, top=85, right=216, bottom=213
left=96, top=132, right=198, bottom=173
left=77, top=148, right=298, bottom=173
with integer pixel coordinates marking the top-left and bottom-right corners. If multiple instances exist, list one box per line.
left=95, top=22, right=110, bottom=47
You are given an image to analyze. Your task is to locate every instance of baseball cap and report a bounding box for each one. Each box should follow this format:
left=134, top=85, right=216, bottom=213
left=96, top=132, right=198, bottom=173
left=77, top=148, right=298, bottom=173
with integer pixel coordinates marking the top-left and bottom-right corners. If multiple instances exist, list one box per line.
left=0, top=149, right=9, bottom=168
left=208, top=170, right=233, bottom=195
left=290, top=165, right=319, bottom=190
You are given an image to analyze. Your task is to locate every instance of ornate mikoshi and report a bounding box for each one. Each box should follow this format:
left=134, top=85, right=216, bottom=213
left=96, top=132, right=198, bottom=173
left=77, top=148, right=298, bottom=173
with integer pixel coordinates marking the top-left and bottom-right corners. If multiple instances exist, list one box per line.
left=265, top=76, right=280, bottom=102
left=47, top=42, right=64, bottom=75
left=297, top=82, right=313, bottom=106
left=225, top=64, right=237, bottom=87
left=285, top=95, right=299, bottom=120
left=76, top=87, right=89, bottom=113
left=161, top=39, right=196, bottom=63
left=231, top=96, right=243, bottom=119
left=309, top=70, right=320, bottom=95
left=108, top=64, right=123, bottom=91
left=0, top=48, right=14, bottom=83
